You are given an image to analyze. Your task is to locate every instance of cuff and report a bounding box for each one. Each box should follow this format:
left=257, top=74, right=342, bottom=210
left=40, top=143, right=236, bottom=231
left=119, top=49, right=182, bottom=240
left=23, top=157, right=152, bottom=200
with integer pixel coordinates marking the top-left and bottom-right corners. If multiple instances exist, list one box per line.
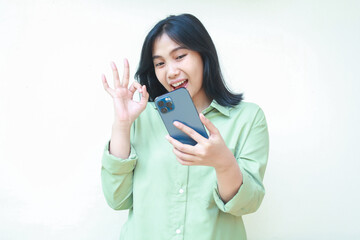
left=213, top=165, right=258, bottom=216
left=102, top=141, right=137, bottom=175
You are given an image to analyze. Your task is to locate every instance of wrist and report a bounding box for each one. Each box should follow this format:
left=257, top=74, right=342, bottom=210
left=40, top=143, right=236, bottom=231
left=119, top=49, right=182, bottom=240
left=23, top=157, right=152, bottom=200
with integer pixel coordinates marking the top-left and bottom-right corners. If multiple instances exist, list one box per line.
left=112, top=120, right=132, bottom=131
left=215, top=155, right=238, bottom=174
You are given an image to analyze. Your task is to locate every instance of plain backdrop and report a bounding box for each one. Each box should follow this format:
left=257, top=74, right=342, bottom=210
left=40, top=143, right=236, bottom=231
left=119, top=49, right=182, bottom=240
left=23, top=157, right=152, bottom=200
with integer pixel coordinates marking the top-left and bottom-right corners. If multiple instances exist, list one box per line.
left=1, top=0, right=359, bottom=239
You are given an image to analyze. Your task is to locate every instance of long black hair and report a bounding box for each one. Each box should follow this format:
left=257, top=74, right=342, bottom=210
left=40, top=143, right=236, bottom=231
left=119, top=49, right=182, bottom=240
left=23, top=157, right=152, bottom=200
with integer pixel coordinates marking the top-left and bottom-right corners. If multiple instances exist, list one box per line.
left=135, top=13, right=243, bottom=107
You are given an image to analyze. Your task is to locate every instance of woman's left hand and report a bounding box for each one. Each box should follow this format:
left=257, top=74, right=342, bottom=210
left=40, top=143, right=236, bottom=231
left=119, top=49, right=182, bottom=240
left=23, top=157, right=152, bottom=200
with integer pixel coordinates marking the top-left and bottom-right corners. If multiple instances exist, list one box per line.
left=166, top=113, right=236, bottom=171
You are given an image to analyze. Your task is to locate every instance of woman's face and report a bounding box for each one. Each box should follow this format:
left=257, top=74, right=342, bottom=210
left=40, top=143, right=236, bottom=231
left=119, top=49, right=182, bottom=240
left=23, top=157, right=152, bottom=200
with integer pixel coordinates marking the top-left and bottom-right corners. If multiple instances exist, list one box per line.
left=152, top=33, right=210, bottom=109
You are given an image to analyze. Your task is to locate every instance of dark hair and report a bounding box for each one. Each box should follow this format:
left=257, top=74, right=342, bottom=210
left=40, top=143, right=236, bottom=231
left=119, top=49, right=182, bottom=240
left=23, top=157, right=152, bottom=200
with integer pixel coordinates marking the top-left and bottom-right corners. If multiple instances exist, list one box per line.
left=135, top=13, right=243, bottom=107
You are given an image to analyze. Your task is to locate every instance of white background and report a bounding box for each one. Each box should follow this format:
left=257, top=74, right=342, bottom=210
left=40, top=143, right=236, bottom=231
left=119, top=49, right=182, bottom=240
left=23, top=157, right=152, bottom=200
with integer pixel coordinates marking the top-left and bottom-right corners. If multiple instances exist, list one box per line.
left=1, top=0, right=359, bottom=239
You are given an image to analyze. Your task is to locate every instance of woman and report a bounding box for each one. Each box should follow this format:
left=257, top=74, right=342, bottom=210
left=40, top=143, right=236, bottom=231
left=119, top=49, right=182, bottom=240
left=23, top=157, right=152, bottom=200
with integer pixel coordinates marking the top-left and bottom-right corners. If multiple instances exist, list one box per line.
left=101, top=14, right=269, bottom=240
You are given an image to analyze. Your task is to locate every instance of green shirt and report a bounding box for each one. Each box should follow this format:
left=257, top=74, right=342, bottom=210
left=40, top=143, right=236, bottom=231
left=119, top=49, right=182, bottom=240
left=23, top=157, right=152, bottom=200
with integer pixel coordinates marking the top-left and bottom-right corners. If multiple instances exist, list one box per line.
left=101, top=101, right=269, bottom=240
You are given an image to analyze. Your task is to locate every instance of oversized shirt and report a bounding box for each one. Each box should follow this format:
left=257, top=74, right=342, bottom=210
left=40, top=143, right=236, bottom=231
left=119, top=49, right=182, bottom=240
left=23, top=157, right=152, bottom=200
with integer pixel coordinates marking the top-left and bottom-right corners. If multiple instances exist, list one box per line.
left=101, top=100, right=269, bottom=240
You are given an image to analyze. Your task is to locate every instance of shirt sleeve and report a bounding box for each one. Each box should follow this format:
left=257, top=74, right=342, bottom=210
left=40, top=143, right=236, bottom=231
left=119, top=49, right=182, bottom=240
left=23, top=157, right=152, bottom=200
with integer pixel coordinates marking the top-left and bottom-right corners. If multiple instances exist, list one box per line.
left=213, top=107, right=269, bottom=217
left=101, top=141, right=138, bottom=210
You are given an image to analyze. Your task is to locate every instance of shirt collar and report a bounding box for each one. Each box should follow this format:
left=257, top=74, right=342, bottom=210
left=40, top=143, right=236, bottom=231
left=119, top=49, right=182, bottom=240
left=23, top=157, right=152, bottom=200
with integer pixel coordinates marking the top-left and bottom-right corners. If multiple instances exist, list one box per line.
left=202, top=100, right=230, bottom=117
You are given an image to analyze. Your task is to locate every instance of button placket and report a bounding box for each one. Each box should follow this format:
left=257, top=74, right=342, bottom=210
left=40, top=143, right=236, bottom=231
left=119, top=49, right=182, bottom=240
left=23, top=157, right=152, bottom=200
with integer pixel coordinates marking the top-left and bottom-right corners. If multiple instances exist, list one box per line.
left=170, top=165, right=188, bottom=239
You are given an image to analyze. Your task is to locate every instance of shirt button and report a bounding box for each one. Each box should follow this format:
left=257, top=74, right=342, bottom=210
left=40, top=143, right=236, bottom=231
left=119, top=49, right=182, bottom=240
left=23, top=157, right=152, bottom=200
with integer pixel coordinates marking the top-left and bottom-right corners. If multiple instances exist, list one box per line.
left=176, top=229, right=181, bottom=234
left=179, top=188, right=184, bottom=194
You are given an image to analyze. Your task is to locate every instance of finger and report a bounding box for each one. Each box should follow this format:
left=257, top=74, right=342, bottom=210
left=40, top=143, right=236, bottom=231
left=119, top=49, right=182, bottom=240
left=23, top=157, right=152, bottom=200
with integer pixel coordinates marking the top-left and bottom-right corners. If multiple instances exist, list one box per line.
left=128, top=82, right=149, bottom=106
left=200, top=113, right=219, bottom=135
left=173, top=121, right=207, bottom=144
left=110, top=61, right=121, bottom=89
left=177, top=158, right=194, bottom=166
left=128, top=81, right=142, bottom=95
left=140, top=85, right=149, bottom=106
left=172, top=148, right=198, bottom=162
left=122, top=58, right=130, bottom=88
left=165, top=135, right=194, bottom=154
left=102, top=74, right=115, bottom=96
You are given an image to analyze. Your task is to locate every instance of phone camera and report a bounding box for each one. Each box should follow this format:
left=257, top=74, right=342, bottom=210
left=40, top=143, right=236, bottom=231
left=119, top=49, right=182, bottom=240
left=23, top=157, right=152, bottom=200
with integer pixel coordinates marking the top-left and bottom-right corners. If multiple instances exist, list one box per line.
left=157, top=97, right=174, bottom=114
left=157, top=101, right=165, bottom=107
left=166, top=102, right=172, bottom=108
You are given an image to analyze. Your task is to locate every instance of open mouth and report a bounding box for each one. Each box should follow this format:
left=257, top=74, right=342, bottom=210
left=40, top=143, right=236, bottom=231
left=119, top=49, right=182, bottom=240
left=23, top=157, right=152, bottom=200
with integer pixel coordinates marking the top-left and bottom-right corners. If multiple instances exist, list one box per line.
left=171, top=80, right=188, bottom=90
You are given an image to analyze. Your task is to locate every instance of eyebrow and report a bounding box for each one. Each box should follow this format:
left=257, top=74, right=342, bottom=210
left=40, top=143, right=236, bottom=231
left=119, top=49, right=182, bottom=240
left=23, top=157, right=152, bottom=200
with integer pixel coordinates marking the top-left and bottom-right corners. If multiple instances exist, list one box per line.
left=152, top=46, right=188, bottom=60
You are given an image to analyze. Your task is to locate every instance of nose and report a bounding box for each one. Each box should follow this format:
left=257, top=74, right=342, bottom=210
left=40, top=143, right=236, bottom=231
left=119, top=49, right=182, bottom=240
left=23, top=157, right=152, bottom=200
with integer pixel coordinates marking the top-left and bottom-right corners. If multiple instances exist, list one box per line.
left=167, top=63, right=180, bottom=79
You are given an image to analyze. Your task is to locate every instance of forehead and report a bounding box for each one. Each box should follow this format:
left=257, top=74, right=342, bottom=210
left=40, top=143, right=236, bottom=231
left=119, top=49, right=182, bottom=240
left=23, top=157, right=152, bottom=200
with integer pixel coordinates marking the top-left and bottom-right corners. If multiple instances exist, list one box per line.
left=152, top=33, right=184, bottom=56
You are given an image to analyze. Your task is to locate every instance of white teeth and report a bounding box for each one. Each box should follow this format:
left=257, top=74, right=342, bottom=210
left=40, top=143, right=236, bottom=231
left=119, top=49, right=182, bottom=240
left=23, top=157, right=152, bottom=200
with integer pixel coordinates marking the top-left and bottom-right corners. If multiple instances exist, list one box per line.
left=172, top=80, right=186, bottom=87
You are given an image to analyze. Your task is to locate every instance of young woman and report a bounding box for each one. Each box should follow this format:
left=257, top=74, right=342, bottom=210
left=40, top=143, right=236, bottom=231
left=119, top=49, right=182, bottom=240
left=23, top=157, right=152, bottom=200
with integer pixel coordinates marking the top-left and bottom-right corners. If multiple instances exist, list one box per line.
left=101, top=14, right=269, bottom=240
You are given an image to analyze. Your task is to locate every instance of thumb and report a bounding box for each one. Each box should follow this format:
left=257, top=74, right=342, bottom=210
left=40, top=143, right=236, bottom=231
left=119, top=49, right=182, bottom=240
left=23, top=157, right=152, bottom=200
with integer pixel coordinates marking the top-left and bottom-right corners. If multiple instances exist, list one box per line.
left=140, top=85, right=149, bottom=106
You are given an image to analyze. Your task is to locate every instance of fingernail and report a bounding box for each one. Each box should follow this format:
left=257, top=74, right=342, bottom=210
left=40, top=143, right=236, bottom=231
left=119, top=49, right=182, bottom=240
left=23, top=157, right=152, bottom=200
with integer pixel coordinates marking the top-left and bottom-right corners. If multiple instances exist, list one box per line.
left=111, top=62, right=116, bottom=69
left=173, top=121, right=180, bottom=126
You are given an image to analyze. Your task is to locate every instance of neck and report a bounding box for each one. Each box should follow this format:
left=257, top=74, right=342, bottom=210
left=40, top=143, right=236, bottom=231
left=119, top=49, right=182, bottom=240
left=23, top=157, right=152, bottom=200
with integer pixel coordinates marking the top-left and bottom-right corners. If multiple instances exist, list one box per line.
left=193, top=94, right=212, bottom=113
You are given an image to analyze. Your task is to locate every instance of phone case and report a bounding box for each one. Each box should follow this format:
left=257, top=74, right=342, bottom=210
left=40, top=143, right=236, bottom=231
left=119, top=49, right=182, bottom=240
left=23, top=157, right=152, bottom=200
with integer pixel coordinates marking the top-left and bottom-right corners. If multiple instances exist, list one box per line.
left=155, top=88, right=209, bottom=146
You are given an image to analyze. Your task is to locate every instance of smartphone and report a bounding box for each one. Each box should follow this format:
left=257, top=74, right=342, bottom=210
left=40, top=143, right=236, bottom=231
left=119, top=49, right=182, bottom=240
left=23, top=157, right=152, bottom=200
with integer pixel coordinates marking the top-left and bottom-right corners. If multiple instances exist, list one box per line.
left=155, top=88, right=208, bottom=146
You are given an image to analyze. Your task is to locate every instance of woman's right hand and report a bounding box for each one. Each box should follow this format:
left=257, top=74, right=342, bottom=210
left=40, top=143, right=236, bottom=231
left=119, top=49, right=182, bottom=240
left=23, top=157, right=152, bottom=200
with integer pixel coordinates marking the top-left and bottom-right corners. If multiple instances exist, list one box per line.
left=102, top=59, right=149, bottom=127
